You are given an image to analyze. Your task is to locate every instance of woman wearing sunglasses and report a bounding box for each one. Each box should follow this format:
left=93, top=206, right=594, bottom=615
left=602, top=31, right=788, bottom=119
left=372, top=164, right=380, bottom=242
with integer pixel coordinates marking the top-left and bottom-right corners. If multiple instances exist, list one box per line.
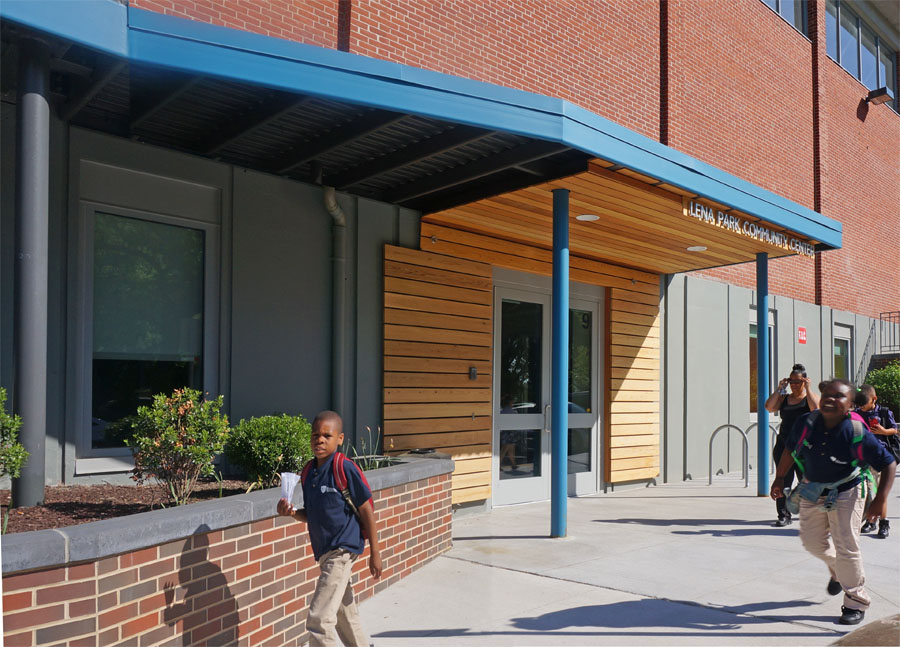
left=765, top=363, right=820, bottom=526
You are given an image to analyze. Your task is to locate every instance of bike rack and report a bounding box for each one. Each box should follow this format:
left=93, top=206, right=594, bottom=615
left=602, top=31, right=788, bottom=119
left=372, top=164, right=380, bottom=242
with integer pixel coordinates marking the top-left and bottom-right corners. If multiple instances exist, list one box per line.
left=708, top=424, right=749, bottom=487
left=745, top=422, right=780, bottom=471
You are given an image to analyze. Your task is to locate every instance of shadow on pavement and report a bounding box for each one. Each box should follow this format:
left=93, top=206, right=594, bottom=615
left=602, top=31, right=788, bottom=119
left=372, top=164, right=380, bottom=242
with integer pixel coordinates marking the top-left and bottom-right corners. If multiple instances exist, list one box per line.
left=593, top=518, right=775, bottom=527
left=373, top=598, right=839, bottom=640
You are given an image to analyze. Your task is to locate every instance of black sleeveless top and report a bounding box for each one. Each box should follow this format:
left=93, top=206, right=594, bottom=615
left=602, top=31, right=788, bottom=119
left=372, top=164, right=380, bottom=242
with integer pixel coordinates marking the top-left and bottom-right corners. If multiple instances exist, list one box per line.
left=778, top=395, right=811, bottom=440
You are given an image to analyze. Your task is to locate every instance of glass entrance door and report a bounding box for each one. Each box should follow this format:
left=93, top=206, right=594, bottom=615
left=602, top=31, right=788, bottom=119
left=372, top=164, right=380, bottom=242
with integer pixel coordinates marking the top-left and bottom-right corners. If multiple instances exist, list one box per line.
left=493, top=287, right=600, bottom=505
left=494, top=290, right=551, bottom=505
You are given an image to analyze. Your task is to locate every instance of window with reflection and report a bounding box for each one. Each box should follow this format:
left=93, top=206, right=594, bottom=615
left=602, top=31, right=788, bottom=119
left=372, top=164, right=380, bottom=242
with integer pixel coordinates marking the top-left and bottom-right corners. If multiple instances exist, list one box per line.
left=91, top=213, right=204, bottom=449
left=568, top=309, right=592, bottom=413
left=499, top=300, right=542, bottom=414
left=833, top=338, right=850, bottom=380
left=749, top=322, right=775, bottom=413
left=827, top=0, right=898, bottom=111
left=759, top=0, right=807, bottom=34
left=499, top=429, right=542, bottom=480
left=840, top=8, right=860, bottom=76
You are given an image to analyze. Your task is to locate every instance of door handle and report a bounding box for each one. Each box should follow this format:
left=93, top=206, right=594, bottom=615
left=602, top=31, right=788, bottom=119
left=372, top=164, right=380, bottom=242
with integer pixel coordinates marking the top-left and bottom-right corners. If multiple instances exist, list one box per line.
left=543, top=404, right=551, bottom=432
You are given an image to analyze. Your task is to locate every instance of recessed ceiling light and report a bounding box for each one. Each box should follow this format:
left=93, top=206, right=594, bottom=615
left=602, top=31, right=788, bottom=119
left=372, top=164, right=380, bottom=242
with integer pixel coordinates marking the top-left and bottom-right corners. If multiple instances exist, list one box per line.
left=576, top=214, right=600, bottom=221
left=686, top=245, right=707, bottom=252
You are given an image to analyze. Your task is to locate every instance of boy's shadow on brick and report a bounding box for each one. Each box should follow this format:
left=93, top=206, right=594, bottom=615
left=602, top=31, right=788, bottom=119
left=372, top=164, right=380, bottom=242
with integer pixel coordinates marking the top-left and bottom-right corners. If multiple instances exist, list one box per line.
left=163, top=524, right=239, bottom=646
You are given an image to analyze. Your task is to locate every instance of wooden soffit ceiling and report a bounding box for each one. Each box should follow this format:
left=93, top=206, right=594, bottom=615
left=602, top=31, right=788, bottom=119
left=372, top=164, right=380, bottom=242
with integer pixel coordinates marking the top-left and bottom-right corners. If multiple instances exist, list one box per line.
left=424, top=159, right=819, bottom=276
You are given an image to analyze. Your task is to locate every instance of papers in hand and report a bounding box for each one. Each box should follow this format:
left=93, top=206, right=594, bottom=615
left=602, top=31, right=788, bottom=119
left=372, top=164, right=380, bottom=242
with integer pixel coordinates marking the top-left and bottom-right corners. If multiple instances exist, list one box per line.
left=280, top=472, right=301, bottom=512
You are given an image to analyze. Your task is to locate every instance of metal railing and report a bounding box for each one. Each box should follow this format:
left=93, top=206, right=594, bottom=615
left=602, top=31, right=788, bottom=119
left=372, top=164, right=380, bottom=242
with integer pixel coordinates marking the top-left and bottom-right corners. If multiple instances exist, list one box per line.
left=881, top=311, right=900, bottom=353
left=856, top=319, right=877, bottom=382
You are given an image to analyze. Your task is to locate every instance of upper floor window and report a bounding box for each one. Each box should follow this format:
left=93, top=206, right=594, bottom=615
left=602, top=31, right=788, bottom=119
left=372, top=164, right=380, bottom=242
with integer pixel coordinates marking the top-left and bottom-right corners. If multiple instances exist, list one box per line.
left=826, top=0, right=898, bottom=111
left=760, top=0, right=808, bottom=35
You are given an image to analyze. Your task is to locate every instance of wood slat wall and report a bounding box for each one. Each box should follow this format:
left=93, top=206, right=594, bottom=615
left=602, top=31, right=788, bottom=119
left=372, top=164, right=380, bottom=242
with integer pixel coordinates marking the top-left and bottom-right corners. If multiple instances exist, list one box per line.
left=418, top=220, right=661, bottom=484
left=383, top=245, right=494, bottom=504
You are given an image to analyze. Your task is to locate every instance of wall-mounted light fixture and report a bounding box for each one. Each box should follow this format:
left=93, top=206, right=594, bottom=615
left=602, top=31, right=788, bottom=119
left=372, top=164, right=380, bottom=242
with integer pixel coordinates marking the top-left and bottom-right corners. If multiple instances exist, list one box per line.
left=576, top=214, right=599, bottom=221
left=686, top=245, right=707, bottom=252
left=865, top=86, right=893, bottom=105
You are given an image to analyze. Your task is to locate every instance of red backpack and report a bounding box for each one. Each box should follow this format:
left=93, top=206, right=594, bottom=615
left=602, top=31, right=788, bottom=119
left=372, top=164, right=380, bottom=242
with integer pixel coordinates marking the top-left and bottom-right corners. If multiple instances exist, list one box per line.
left=301, top=452, right=371, bottom=522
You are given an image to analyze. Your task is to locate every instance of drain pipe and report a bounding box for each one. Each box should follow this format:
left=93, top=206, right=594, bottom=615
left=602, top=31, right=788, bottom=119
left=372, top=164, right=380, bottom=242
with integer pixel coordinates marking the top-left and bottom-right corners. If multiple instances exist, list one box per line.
left=321, top=180, right=348, bottom=421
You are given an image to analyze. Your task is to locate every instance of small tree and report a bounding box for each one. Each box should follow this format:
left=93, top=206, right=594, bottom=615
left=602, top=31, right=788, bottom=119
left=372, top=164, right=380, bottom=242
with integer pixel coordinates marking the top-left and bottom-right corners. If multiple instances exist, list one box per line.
left=0, top=387, right=28, bottom=480
left=225, top=414, right=313, bottom=491
left=866, top=360, right=900, bottom=418
left=127, top=388, right=229, bottom=505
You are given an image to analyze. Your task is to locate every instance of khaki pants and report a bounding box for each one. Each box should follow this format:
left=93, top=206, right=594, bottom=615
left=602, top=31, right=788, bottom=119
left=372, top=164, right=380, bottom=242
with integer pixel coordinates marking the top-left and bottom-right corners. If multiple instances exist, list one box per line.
left=307, top=549, right=369, bottom=647
left=798, top=485, right=870, bottom=610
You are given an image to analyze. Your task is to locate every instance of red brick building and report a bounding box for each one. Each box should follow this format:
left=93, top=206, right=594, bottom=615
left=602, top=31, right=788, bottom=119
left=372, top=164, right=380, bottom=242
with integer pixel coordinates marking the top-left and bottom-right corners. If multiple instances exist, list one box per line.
left=1, top=0, right=896, bottom=507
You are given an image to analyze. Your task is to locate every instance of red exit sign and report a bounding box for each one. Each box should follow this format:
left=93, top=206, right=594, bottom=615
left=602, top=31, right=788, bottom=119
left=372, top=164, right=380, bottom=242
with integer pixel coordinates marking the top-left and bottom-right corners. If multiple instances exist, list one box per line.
left=798, top=327, right=807, bottom=344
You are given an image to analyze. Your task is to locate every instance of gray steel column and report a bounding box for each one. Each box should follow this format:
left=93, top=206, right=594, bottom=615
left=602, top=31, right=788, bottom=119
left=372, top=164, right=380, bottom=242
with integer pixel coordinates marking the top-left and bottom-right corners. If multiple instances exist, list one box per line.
left=12, top=37, right=51, bottom=507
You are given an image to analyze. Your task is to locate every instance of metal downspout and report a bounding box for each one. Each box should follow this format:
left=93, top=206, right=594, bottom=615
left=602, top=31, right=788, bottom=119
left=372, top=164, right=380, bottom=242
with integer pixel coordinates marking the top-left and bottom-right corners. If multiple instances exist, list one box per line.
left=323, top=185, right=347, bottom=422
left=12, top=37, right=50, bottom=507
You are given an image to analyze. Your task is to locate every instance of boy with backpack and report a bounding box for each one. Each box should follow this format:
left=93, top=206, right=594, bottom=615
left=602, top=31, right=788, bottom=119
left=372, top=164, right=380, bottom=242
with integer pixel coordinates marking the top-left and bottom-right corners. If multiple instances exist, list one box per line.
left=277, top=410, right=381, bottom=647
left=770, top=379, right=895, bottom=626
left=854, top=384, right=900, bottom=538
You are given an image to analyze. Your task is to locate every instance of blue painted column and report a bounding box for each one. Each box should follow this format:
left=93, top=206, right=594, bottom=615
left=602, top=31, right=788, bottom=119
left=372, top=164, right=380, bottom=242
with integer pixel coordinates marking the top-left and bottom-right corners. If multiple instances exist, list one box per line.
left=756, top=252, right=770, bottom=496
left=551, top=189, right=569, bottom=537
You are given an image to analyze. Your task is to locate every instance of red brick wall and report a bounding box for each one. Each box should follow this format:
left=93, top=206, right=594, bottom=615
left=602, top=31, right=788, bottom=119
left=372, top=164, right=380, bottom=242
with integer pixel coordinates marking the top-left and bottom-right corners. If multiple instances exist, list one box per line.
left=129, top=0, right=339, bottom=47
left=816, top=59, right=900, bottom=315
left=128, top=0, right=899, bottom=316
left=674, top=0, right=817, bottom=304
left=130, top=0, right=661, bottom=139
left=686, top=2, right=899, bottom=317
left=2, top=474, right=451, bottom=647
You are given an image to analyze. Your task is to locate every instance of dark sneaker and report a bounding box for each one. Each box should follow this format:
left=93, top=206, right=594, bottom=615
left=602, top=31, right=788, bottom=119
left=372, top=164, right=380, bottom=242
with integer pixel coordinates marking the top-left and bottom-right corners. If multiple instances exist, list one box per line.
left=774, top=516, right=792, bottom=527
left=877, top=519, right=890, bottom=539
left=827, top=578, right=842, bottom=596
left=860, top=520, right=876, bottom=533
left=839, top=606, right=865, bottom=625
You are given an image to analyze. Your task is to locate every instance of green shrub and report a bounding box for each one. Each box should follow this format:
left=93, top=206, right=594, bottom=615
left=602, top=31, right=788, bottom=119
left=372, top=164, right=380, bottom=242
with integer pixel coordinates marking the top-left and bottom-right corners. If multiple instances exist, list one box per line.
left=0, top=387, right=28, bottom=480
left=225, top=414, right=313, bottom=491
left=127, top=388, right=229, bottom=505
left=866, top=360, right=900, bottom=418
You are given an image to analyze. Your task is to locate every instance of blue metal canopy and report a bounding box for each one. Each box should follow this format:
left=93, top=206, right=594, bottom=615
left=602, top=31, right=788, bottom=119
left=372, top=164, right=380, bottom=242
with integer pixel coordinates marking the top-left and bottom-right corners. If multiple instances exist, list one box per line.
left=1, top=0, right=842, bottom=249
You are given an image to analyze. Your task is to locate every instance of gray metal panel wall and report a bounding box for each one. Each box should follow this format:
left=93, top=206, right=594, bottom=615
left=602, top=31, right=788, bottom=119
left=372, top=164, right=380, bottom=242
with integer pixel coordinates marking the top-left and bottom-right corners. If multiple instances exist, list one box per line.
left=793, top=299, right=824, bottom=384
left=230, top=169, right=332, bottom=424
left=355, top=198, right=410, bottom=451
left=683, top=276, right=730, bottom=479
left=663, top=273, right=880, bottom=483
left=728, top=285, right=752, bottom=470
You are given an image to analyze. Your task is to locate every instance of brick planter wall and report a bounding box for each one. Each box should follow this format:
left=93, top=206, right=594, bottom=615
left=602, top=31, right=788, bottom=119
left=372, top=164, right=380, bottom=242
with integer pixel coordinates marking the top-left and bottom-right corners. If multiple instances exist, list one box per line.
left=1, top=455, right=453, bottom=647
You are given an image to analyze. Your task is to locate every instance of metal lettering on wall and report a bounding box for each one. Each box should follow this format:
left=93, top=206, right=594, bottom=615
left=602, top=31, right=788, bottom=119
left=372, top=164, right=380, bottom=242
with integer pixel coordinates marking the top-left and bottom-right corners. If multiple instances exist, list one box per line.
left=685, top=200, right=816, bottom=257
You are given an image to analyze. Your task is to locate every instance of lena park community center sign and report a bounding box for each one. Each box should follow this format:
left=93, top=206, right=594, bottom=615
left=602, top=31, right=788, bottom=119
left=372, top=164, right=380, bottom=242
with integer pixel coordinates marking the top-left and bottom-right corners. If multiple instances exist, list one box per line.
left=685, top=199, right=816, bottom=257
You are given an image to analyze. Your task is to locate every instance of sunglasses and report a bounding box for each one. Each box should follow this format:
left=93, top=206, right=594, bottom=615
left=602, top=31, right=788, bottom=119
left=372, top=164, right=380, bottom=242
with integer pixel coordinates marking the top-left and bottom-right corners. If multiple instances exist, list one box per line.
left=788, top=380, right=803, bottom=385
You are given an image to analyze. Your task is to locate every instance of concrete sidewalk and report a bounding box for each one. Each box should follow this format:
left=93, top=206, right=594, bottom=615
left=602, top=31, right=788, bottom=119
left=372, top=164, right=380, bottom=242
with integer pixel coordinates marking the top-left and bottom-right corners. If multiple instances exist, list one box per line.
left=362, top=477, right=900, bottom=646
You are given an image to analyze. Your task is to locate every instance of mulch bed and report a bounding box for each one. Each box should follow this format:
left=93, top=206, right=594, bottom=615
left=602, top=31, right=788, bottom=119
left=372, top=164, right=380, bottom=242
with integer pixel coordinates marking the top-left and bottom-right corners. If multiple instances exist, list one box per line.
left=0, top=479, right=254, bottom=534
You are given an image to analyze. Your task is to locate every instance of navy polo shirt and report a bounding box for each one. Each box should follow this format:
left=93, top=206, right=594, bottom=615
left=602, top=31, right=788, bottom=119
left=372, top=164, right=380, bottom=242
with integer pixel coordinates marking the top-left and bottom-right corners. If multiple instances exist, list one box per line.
left=301, top=453, right=372, bottom=561
left=787, top=412, right=896, bottom=491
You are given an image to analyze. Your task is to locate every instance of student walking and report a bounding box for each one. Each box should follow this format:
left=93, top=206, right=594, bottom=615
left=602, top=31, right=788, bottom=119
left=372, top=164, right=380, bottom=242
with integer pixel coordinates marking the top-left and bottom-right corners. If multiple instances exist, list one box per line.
left=278, top=410, right=381, bottom=647
left=771, top=379, right=896, bottom=625
left=855, top=384, right=900, bottom=539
